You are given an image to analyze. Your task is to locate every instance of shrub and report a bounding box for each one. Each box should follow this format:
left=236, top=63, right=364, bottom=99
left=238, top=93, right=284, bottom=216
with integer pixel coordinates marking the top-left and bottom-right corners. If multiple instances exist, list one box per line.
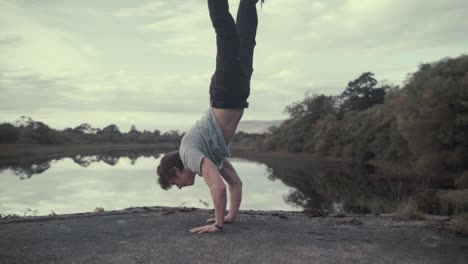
left=453, top=213, right=468, bottom=236
left=394, top=198, right=426, bottom=220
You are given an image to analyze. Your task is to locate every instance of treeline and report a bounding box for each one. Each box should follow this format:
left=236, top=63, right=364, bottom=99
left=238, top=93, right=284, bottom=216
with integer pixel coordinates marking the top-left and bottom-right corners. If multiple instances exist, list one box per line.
left=0, top=118, right=183, bottom=145
left=259, top=55, right=468, bottom=182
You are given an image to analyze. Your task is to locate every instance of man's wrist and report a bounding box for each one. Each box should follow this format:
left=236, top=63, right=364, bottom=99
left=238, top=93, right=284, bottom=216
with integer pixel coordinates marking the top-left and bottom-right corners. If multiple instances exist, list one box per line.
left=214, top=224, right=223, bottom=231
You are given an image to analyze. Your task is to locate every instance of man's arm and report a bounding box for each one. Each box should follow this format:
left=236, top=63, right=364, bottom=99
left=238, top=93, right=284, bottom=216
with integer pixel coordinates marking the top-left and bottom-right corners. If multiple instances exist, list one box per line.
left=205, top=158, right=242, bottom=223
left=190, top=157, right=227, bottom=234
left=219, top=159, right=242, bottom=220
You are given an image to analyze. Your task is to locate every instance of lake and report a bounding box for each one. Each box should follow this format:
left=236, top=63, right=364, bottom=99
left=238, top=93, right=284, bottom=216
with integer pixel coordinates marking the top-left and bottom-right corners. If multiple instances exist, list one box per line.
left=0, top=149, right=466, bottom=217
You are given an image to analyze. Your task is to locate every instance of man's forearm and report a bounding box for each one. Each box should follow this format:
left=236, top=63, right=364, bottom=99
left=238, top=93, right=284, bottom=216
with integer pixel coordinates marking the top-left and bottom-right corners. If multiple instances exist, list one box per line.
left=228, top=183, right=242, bottom=218
left=211, top=186, right=227, bottom=226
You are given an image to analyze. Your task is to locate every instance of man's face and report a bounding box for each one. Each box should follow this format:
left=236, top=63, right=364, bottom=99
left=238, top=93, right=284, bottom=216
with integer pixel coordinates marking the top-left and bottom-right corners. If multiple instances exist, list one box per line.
left=171, top=168, right=196, bottom=189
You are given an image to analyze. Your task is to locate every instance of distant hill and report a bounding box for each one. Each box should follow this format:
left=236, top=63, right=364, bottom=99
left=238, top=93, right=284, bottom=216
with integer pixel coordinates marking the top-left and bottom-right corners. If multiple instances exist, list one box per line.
left=237, top=120, right=284, bottom=134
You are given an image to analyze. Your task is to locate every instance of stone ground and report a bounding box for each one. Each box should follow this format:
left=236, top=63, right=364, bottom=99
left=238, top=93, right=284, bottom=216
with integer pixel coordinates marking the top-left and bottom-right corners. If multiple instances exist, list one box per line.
left=1, top=207, right=467, bottom=264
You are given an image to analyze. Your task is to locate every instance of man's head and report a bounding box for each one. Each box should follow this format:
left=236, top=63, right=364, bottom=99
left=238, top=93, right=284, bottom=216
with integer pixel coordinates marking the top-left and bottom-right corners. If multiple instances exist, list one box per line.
left=156, top=151, right=196, bottom=190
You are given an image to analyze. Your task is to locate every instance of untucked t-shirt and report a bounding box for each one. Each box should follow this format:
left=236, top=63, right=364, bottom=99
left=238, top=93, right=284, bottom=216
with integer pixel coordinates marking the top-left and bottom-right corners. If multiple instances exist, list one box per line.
left=179, top=107, right=232, bottom=176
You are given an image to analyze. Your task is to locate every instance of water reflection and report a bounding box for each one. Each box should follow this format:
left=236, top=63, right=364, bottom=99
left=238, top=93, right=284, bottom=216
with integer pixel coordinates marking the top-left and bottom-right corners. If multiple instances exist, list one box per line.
left=0, top=150, right=296, bottom=216
left=234, top=152, right=466, bottom=216
left=0, top=150, right=466, bottom=216
left=0, top=149, right=161, bottom=180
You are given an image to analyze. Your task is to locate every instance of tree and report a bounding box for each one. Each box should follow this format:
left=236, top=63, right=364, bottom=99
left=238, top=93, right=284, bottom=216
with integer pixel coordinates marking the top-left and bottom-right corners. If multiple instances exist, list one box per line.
left=456, top=87, right=468, bottom=127
left=74, top=123, right=92, bottom=134
left=152, top=130, right=161, bottom=137
left=17, top=121, right=53, bottom=144
left=162, top=130, right=182, bottom=142
left=284, top=92, right=335, bottom=122
left=340, top=72, right=385, bottom=113
left=302, top=94, right=336, bottom=123
left=284, top=101, right=305, bottom=119
left=100, top=125, right=121, bottom=135
left=0, top=123, right=20, bottom=143
left=98, top=124, right=122, bottom=142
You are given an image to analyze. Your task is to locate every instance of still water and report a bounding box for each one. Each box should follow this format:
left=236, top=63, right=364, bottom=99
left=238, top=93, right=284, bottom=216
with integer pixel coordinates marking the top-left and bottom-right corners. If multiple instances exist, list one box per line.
left=0, top=149, right=466, bottom=216
left=0, top=151, right=299, bottom=216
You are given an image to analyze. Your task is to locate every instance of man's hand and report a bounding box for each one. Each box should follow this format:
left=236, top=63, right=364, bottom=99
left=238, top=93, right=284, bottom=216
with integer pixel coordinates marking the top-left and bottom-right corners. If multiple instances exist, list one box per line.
left=190, top=224, right=222, bottom=234
left=206, top=214, right=234, bottom=224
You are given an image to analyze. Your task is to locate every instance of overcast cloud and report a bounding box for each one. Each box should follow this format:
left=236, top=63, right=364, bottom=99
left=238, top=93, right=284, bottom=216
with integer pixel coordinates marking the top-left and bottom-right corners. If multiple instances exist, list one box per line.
left=1, top=0, right=467, bottom=132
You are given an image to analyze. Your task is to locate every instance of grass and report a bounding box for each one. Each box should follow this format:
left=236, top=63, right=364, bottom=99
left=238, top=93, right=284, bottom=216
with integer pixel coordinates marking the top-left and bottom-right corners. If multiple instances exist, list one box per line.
left=198, top=199, right=210, bottom=208
left=394, top=198, right=426, bottom=220
left=0, top=208, right=38, bottom=219
left=438, top=189, right=468, bottom=235
left=455, top=171, right=468, bottom=188
left=437, top=189, right=468, bottom=215
left=452, top=213, right=468, bottom=236
left=0, top=213, right=21, bottom=219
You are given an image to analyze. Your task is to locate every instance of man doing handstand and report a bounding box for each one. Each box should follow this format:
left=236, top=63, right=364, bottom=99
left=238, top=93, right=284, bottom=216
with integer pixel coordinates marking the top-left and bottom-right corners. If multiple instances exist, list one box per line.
left=156, top=0, right=261, bottom=234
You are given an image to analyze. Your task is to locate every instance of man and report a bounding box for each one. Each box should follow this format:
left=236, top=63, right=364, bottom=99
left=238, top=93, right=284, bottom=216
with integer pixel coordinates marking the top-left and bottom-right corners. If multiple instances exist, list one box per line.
left=156, top=0, right=262, bottom=234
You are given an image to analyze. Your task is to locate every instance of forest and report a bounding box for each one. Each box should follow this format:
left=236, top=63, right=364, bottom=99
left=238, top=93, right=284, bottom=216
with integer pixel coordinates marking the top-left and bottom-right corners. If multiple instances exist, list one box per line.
left=0, top=118, right=183, bottom=145
left=257, top=55, right=468, bottom=183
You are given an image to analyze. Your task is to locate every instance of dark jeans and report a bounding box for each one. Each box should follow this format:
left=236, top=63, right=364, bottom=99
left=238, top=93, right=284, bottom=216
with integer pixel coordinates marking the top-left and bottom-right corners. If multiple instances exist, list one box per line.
left=207, top=0, right=258, bottom=109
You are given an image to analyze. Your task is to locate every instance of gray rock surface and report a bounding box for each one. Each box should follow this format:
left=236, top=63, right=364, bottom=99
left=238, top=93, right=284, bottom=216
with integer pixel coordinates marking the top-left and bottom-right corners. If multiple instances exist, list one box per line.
left=1, top=207, right=467, bottom=264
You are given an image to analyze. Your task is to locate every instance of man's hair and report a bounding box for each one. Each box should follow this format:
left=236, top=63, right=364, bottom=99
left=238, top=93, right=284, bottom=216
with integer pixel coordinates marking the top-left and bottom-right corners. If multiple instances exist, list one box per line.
left=156, top=151, right=184, bottom=190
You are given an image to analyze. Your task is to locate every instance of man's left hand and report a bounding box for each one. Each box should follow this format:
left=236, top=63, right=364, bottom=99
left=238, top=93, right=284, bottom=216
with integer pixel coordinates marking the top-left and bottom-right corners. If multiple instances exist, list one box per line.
left=190, top=224, right=222, bottom=234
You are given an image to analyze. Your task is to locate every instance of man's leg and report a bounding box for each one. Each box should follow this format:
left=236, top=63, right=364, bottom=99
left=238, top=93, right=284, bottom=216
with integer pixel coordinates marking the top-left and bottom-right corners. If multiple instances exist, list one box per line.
left=208, top=0, right=245, bottom=144
left=236, top=0, right=258, bottom=85
left=207, top=0, right=240, bottom=75
left=208, top=0, right=261, bottom=144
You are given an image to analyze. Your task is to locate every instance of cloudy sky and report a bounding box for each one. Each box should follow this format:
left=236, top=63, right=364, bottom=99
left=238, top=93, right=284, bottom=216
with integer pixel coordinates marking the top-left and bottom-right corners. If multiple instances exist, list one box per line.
left=1, top=0, right=467, bottom=132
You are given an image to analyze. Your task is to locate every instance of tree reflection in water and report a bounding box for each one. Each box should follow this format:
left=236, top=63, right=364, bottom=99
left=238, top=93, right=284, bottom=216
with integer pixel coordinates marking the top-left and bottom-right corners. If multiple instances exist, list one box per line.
left=1, top=149, right=161, bottom=180
left=7, top=161, right=51, bottom=180
left=236, top=152, right=463, bottom=216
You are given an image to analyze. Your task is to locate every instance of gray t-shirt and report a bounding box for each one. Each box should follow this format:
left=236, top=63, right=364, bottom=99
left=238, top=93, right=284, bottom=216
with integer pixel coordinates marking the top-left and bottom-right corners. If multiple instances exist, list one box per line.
left=179, top=107, right=232, bottom=176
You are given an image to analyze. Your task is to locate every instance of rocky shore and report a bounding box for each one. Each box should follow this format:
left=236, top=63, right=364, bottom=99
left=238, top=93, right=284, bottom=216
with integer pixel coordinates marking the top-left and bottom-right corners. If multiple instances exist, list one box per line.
left=1, top=206, right=467, bottom=264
